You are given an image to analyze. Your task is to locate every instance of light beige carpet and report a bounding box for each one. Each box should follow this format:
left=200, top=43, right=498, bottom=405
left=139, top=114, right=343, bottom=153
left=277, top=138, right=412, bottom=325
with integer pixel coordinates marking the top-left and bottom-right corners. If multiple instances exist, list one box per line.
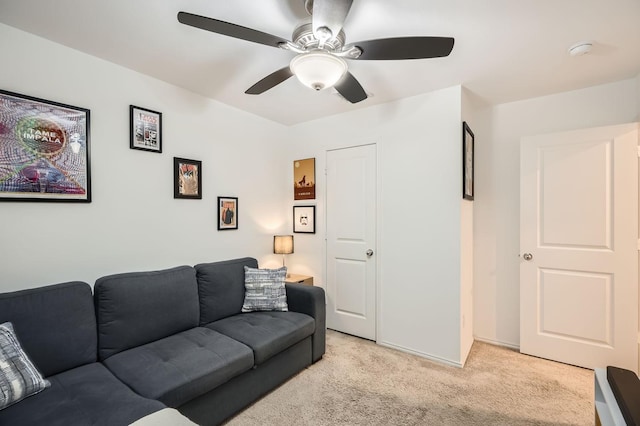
left=227, top=330, right=593, bottom=426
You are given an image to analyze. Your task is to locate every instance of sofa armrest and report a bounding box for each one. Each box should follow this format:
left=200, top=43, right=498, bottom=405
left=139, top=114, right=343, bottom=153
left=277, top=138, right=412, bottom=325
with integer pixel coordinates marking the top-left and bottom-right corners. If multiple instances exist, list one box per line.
left=286, top=284, right=326, bottom=363
left=607, top=366, right=640, bottom=426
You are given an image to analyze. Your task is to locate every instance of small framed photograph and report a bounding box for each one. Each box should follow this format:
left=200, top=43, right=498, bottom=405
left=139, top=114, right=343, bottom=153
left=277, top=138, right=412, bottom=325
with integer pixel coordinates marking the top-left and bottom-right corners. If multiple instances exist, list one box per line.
left=294, top=158, right=315, bottom=200
left=0, top=89, right=91, bottom=202
left=130, top=105, right=162, bottom=153
left=293, top=205, right=315, bottom=234
left=218, top=197, right=238, bottom=230
left=462, top=121, right=474, bottom=201
left=174, top=157, right=202, bottom=199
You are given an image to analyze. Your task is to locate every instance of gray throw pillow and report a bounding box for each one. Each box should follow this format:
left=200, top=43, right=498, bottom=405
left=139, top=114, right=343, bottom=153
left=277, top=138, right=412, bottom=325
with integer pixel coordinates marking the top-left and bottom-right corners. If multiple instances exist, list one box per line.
left=0, top=322, right=50, bottom=410
left=242, top=266, right=288, bottom=312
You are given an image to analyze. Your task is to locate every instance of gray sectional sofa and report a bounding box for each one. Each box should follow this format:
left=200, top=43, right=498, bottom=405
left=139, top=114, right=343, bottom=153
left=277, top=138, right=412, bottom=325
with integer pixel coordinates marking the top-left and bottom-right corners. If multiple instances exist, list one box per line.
left=0, top=257, right=326, bottom=425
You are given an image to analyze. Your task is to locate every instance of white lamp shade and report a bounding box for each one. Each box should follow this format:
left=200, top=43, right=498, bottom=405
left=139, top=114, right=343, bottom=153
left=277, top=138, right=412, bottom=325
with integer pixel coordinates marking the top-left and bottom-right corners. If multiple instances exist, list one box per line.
left=290, top=51, right=347, bottom=91
left=273, top=235, right=294, bottom=254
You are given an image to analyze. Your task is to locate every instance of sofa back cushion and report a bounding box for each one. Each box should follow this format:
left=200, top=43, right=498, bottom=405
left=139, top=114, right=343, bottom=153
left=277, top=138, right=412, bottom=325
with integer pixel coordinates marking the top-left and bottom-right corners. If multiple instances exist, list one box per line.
left=94, top=266, right=199, bottom=360
left=0, top=281, right=97, bottom=377
left=194, top=257, right=258, bottom=324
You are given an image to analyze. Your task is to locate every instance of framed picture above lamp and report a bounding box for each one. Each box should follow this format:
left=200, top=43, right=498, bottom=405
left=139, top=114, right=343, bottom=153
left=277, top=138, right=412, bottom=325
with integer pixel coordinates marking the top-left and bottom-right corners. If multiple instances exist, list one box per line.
left=293, top=158, right=315, bottom=200
left=293, top=205, right=315, bottom=234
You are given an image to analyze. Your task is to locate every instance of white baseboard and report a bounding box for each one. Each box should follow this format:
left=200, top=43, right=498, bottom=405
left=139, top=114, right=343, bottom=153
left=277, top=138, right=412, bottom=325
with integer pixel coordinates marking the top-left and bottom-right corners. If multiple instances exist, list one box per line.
left=473, top=336, right=520, bottom=351
left=376, top=340, right=463, bottom=368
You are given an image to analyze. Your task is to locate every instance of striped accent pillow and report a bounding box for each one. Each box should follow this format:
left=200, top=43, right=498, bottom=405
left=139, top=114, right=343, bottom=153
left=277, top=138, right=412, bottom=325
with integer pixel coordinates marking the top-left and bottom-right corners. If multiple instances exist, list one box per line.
left=241, top=266, right=288, bottom=312
left=0, top=322, right=50, bottom=410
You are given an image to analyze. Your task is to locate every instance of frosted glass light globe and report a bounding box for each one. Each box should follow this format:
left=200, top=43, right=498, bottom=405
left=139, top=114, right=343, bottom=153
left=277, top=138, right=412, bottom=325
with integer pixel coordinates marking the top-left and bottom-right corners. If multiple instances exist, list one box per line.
left=290, top=51, right=347, bottom=91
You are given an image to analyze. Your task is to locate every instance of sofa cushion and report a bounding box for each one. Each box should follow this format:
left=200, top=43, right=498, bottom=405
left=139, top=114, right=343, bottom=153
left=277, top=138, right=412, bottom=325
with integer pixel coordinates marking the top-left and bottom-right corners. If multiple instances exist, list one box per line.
left=242, top=266, right=288, bottom=312
left=0, top=281, right=96, bottom=377
left=0, top=362, right=164, bottom=426
left=0, top=322, right=50, bottom=410
left=195, top=257, right=258, bottom=324
left=206, top=312, right=315, bottom=365
left=102, top=327, right=254, bottom=407
left=95, top=266, right=199, bottom=360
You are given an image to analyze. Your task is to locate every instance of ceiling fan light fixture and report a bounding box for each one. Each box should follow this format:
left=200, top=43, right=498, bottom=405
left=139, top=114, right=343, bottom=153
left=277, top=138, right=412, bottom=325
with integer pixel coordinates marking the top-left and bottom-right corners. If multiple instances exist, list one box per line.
left=290, top=51, right=347, bottom=91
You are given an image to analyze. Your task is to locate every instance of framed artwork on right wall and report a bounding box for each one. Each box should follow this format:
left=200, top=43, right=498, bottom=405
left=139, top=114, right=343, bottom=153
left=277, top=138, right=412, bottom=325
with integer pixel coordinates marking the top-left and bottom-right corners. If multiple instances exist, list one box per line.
left=463, top=121, right=474, bottom=200
left=293, top=158, right=315, bottom=200
left=293, top=205, right=315, bottom=234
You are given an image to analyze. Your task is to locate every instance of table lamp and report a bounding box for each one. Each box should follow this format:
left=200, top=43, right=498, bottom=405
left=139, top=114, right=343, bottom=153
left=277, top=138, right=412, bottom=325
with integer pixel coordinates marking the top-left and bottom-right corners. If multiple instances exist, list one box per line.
left=273, top=235, right=294, bottom=276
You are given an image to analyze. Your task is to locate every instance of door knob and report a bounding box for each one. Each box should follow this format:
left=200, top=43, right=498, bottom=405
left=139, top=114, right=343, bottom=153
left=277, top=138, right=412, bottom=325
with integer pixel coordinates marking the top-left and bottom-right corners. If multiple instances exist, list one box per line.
left=523, top=253, right=533, bottom=261
left=366, top=249, right=374, bottom=257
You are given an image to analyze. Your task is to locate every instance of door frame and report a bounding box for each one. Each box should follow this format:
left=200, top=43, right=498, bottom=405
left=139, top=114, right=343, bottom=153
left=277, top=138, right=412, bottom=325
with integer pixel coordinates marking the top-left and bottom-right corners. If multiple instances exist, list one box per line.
left=324, top=141, right=381, bottom=342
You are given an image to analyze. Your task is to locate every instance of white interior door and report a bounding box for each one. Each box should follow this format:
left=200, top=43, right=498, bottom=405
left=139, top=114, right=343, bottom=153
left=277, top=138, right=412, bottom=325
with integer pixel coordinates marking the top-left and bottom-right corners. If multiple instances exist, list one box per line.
left=326, top=144, right=376, bottom=340
left=520, top=123, right=638, bottom=372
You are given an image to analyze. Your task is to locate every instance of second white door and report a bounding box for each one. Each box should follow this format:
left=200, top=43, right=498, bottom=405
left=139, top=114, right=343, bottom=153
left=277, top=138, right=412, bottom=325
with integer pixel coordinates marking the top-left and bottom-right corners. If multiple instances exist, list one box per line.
left=326, top=144, right=377, bottom=340
left=520, top=123, right=638, bottom=372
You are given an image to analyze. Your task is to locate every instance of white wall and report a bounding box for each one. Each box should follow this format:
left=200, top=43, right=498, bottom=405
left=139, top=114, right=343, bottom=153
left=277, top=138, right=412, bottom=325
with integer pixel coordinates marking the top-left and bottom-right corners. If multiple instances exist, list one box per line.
left=1, top=23, right=470, bottom=366
left=286, top=86, right=467, bottom=365
left=474, top=78, right=640, bottom=347
left=460, top=88, right=487, bottom=364
left=0, top=24, right=289, bottom=291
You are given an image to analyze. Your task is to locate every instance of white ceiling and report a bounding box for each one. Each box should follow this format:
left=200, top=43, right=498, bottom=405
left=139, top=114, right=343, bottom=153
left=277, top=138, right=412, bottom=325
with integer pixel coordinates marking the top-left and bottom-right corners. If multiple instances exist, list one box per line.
left=1, top=0, right=639, bottom=125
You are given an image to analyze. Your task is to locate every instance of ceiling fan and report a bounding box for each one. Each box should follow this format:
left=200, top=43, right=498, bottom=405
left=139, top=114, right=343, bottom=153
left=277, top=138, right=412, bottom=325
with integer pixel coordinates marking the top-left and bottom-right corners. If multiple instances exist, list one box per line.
left=177, top=0, right=454, bottom=104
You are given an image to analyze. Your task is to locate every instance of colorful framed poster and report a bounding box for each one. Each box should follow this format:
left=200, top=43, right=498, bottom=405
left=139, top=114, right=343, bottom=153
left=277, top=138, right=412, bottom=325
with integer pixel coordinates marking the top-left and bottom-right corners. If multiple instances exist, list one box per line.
left=0, top=89, right=91, bottom=202
left=173, top=157, right=202, bottom=199
left=218, top=196, right=238, bottom=230
left=463, top=121, right=474, bottom=201
left=130, top=105, right=162, bottom=153
left=293, top=205, right=315, bottom=234
left=293, top=157, right=315, bottom=200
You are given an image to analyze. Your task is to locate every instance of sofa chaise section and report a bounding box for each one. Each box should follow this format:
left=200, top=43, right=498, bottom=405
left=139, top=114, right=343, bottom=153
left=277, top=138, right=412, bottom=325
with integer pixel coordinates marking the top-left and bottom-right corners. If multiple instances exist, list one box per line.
left=0, top=282, right=164, bottom=426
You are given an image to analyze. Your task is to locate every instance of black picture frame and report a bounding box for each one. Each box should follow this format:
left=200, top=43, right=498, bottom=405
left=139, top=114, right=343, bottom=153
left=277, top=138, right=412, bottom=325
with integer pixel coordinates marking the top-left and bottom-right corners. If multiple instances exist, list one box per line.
left=0, top=89, right=91, bottom=202
left=293, top=205, right=316, bottom=234
left=218, top=197, right=238, bottom=230
left=130, top=105, right=162, bottom=153
left=463, top=121, right=474, bottom=201
left=173, top=157, right=202, bottom=199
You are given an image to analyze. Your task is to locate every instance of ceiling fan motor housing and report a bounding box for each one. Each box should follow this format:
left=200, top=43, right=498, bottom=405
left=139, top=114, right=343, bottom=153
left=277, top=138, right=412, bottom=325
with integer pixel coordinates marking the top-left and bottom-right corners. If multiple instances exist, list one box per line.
left=292, top=22, right=346, bottom=50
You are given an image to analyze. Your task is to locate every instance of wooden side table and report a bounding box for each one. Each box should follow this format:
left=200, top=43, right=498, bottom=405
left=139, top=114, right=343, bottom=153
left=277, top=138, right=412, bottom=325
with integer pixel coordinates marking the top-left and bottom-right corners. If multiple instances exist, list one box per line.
left=285, top=274, right=314, bottom=285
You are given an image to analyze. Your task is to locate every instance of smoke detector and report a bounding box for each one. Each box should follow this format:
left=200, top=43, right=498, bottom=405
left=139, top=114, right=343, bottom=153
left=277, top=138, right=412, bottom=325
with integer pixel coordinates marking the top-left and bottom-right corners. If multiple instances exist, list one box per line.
left=568, top=41, right=593, bottom=56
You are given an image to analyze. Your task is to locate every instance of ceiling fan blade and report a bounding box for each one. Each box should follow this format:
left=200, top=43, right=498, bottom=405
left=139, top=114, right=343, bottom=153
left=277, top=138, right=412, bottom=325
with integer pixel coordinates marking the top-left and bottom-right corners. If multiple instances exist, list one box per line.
left=348, top=37, right=455, bottom=60
left=312, top=0, right=353, bottom=41
left=178, top=11, right=289, bottom=48
left=334, top=71, right=367, bottom=104
left=245, top=67, right=294, bottom=95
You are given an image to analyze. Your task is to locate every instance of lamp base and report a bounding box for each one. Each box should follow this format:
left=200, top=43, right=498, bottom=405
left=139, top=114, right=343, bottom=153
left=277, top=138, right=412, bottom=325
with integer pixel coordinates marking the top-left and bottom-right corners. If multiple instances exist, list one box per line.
left=282, top=256, right=290, bottom=278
